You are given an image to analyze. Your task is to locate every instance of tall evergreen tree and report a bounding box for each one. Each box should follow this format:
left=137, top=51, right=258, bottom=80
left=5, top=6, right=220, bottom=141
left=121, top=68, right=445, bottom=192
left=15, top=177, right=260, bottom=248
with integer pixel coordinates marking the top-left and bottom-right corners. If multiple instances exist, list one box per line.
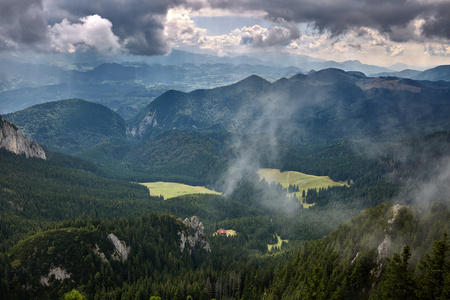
left=378, top=245, right=416, bottom=299
left=417, top=233, right=449, bottom=300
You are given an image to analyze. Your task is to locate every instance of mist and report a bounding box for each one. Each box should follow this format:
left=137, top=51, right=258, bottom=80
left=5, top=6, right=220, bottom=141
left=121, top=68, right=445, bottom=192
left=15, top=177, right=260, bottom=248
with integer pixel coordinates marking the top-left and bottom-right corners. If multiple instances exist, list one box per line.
left=218, top=83, right=307, bottom=215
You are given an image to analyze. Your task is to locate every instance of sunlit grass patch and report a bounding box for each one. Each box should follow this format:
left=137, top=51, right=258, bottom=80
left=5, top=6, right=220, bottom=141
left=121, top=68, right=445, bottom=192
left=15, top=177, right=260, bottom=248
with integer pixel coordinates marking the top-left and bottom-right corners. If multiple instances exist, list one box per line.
left=140, top=181, right=221, bottom=200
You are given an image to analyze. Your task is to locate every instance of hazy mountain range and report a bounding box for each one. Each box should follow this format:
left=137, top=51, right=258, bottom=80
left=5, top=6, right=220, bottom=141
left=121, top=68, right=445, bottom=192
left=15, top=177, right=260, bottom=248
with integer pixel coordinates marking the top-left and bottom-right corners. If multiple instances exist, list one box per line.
left=1, top=50, right=449, bottom=121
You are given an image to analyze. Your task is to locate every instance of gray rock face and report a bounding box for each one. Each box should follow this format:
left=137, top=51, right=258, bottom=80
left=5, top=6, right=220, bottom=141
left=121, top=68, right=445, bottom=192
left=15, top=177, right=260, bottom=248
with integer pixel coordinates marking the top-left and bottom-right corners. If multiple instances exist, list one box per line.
left=371, top=204, right=413, bottom=281
left=39, top=266, right=71, bottom=286
left=178, top=216, right=211, bottom=253
left=108, top=233, right=131, bottom=262
left=130, top=110, right=157, bottom=137
left=0, top=116, right=46, bottom=159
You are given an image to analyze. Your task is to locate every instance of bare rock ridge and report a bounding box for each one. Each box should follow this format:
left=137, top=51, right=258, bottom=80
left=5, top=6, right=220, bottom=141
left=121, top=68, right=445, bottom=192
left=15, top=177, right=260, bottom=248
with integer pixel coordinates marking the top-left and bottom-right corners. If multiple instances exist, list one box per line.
left=0, top=115, right=46, bottom=159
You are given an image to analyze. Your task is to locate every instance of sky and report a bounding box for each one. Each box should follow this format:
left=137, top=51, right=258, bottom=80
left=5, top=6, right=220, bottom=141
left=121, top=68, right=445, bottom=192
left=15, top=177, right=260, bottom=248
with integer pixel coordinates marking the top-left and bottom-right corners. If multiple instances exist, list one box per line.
left=1, top=0, right=450, bottom=68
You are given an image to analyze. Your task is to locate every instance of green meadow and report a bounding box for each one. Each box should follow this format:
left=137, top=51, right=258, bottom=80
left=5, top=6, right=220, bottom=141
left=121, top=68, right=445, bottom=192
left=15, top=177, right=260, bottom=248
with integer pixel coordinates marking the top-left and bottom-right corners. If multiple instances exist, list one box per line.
left=140, top=181, right=221, bottom=200
left=257, top=168, right=347, bottom=206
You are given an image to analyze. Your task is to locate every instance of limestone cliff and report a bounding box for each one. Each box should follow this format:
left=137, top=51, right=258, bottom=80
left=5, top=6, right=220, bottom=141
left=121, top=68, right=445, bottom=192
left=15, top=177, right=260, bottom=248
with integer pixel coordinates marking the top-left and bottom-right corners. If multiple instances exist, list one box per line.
left=178, top=216, right=211, bottom=253
left=0, top=115, right=46, bottom=159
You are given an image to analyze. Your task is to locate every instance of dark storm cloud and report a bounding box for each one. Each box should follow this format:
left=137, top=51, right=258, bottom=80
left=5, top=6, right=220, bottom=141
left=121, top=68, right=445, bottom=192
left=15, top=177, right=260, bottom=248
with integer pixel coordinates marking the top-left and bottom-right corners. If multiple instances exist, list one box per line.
left=421, top=1, right=450, bottom=40
left=3, top=0, right=450, bottom=54
left=209, top=0, right=450, bottom=42
left=0, top=0, right=48, bottom=50
left=44, top=0, right=187, bottom=55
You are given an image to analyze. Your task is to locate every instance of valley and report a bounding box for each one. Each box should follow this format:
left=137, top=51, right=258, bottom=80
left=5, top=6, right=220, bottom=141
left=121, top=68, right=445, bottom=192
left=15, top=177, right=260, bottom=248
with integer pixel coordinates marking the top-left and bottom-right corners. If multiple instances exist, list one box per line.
left=3, top=0, right=450, bottom=297
left=1, top=56, right=450, bottom=299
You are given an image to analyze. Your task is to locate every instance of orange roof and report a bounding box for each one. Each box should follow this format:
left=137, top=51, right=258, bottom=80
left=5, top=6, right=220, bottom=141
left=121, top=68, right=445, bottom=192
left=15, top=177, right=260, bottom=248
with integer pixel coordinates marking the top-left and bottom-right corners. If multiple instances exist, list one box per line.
left=217, top=230, right=227, bottom=234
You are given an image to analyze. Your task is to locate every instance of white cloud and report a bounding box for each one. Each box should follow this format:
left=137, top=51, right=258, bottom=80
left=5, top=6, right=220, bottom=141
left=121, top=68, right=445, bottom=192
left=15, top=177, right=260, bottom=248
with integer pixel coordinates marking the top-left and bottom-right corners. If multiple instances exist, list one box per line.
left=238, top=24, right=299, bottom=47
left=49, top=14, right=121, bottom=53
left=164, top=8, right=207, bottom=46
left=164, top=8, right=300, bottom=53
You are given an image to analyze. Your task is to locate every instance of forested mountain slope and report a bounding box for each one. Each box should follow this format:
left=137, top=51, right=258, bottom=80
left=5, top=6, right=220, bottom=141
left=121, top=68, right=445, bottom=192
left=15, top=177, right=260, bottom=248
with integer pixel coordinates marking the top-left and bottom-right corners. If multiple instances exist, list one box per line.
left=0, top=147, right=158, bottom=251
left=266, top=201, right=450, bottom=299
left=4, top=99, right=128, bottom=154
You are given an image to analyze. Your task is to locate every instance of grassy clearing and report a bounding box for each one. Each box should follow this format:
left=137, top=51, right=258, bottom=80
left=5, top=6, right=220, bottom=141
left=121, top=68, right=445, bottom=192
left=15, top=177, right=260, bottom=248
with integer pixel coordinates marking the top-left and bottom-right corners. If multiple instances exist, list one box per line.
left=258, top=168, right=346, bottom=190
left=257, top=168, right=347, bottom=208
left=268, top=234, right=288, bottom=252
left=140, top=181, right=221, bottom=200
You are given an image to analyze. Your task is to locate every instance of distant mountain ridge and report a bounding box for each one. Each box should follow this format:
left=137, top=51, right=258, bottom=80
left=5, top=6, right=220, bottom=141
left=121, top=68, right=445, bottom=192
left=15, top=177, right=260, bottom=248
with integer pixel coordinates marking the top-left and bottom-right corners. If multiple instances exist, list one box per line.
left=1, top=51, right=450, bottom=120
left=131, top=68, right=450, bottom=143
left=412, top=65, right=450, bottom=81
left=7, top=68, right=450, bottom=157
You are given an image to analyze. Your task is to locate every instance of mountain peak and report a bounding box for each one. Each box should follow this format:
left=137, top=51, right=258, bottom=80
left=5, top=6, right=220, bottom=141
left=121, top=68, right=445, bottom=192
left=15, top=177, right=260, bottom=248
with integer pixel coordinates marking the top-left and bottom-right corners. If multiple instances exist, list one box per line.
left=307, top=68, right=364, bottom=83
left=234, top=74, right=270, bottom=87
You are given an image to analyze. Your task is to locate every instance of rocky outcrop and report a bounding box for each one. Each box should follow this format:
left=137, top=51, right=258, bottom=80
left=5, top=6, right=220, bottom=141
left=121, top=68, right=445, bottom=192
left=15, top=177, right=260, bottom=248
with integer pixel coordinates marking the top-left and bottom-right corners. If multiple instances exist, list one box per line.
left=130, top=110, right=157, bottom=137
left=178, top=216, right=211, bottom=253
left=40, top=266, right=71, bottom=286
left=108, top=233, right=130, bottom=262
left=0, top=116, right=46, bottom=159
left=93, top=244, right=108, bottom=263
left=371, top=204, right=412, bottom=280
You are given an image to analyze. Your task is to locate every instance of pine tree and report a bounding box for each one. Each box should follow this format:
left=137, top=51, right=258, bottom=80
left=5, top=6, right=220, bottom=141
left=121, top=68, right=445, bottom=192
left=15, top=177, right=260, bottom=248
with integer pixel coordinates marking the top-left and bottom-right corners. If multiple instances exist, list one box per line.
left=378, top=245, right=416, bottom=299
left=417, top=233, right=449, bottom=300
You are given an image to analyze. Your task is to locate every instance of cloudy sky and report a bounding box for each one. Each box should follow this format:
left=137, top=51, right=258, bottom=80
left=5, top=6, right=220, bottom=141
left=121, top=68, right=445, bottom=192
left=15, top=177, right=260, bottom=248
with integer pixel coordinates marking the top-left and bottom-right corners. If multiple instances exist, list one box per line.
left=1, top=0, right=450, bottom=67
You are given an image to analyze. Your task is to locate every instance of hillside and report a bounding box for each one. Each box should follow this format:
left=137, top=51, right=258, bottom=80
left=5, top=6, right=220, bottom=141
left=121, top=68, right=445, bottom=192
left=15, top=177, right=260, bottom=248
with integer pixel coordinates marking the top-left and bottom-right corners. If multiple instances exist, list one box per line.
left=4, top=99, right=128, bottom=154
left=130, top=75, right=273, bottom=140
left=0, top=146, right=159, bottom=251
left=123, top=130, right=225, bottom=183
left=266, top=201, right=450, bottom=299
left=5, top=214, right=212, bottom=299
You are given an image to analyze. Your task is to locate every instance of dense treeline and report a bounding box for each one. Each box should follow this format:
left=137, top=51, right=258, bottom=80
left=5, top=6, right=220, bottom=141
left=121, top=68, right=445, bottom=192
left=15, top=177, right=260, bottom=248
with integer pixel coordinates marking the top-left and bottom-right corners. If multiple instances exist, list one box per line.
left=1, top=213, right=290, bottom=300
left=2, top=202, right=449, bottom=299
left=0, top=148, right=156, bottom=251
